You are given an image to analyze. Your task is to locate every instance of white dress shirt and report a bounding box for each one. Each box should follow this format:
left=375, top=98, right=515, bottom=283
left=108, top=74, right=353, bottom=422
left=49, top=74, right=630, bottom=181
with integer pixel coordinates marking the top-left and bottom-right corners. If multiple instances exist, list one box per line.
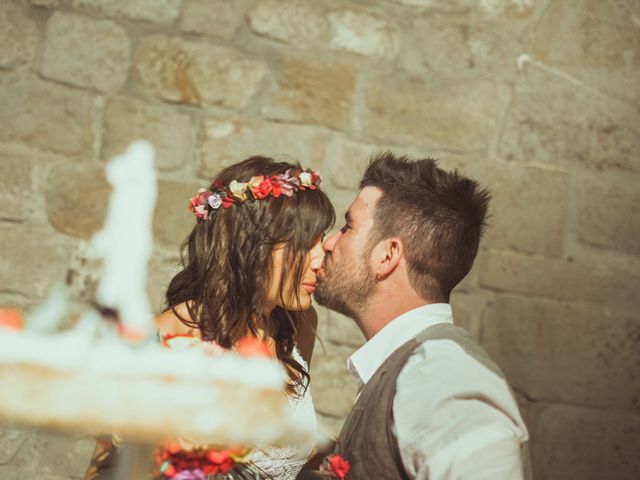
left=347, top=304, right=529, bottom=480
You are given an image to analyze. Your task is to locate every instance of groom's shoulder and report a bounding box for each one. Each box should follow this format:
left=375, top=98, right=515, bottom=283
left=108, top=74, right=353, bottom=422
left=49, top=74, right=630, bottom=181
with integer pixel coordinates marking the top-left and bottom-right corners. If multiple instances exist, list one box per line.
left=403, top=325, right=506, bottom=387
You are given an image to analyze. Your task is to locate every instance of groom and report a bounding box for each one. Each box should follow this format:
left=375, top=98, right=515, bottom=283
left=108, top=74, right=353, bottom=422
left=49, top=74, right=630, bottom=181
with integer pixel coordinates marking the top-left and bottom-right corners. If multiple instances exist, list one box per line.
left=312, top=152, right=531, bottom=479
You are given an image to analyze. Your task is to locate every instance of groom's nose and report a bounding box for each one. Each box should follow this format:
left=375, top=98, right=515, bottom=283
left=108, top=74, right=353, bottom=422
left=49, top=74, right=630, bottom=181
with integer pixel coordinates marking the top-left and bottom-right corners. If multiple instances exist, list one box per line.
left=323, top=230, right=340, bottom=252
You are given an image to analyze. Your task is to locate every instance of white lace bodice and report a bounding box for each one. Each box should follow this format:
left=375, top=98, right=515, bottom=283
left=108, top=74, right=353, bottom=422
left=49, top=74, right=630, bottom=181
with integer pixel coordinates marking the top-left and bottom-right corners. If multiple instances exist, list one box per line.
left=250, top=347, right=317, bottom=479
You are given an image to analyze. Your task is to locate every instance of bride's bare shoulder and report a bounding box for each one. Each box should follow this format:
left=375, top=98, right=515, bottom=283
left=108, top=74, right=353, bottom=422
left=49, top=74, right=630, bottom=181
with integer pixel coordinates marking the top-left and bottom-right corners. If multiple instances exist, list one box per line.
left=155, top=302, right=196, bottom=336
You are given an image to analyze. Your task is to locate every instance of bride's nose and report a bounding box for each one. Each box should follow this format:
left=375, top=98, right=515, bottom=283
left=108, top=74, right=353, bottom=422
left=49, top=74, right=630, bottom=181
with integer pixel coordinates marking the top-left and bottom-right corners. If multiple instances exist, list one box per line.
left=309, top=242, right=324, bottom=271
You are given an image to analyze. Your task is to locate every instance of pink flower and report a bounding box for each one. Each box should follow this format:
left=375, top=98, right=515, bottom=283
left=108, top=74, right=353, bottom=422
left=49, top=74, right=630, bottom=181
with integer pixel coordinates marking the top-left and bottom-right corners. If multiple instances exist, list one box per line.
left=194, top=204, right=208, bottom=219
left=195, top=189, right=212, bottom=205
left=172, top=469, right=205, bottom=480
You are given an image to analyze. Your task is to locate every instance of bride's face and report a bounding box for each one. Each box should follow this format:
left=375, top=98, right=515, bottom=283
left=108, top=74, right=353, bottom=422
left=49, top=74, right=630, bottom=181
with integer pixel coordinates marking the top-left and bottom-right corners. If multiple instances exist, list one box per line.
left=267, top=236, right=324, bottom=312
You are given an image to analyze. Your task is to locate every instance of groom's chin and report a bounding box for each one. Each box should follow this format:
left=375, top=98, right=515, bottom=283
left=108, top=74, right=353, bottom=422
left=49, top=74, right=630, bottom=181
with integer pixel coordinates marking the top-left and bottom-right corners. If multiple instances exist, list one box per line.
left=312, top=282, right=331, bottom=308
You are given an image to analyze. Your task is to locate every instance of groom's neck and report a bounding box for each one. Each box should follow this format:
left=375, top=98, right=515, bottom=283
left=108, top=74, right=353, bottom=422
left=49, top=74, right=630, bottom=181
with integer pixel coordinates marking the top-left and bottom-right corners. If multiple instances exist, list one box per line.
left=358, top=285, right=432, bottom=341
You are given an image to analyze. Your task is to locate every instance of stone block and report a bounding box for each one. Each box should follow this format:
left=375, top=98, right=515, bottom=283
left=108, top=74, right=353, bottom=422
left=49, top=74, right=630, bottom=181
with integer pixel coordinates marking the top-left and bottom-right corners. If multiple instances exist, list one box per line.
left=0, top=3, right=37, bottom=69
left=146, top=248, right=181, bottom=313
left=327, top=310, right=365, bottom=349
left=482, top=295, right=640, bottom=411
left=263, top=57, right=357, bottom=130
left=328, top=9, right=399, bottom=58
left=0, top=149, right=33, bottom=222
left=45, top=164, right=110, bottom=240
left=0, top=226, right=74, bottom=298
left=316, top=413, right=345, bottom=439
left=323, top=136, right=374, bottom=191
left=531, top=404, right=640, bottom=480
left=102, top=96, right=195, bottom=171
left=404, top=14, right=523, bottom=79
left=387, top=0, right=536, bottom=17
left=180, top=0, right=245, bottom=38
left=0, top=426, right=27, bottom=464
left=247, top=0, right=329, bottom=46
left=573, top=172, right=640, bottom=256
left=29, top=0, right=59, bottom=7
left=477, top=250, right=640, bottom=310
left=198, top=116, right=329, bottom=175
left=477, top=161, right=568, bottom=256
left=64, top=241, right=101, bottom=306
left=0, top=465, right=19, bottom=480
left=41, top=12, right=130, bottom=93
left=530, top=0, right=640, bottom=106
left=10, top=430, right=94, bottom=478
left=499, top=65, right=640, bottom=173
left=248, top=0, right=399, bottom=59
left=449, top=290, right=492, bottom=341
left=313, top=305, right=330, bottom=341
left=153, top=179, right=197, bottom=248
left=134, top=35, right=267, bottom=109
left=0, top=75, right=95, bottom=157
left=72, top=0, right=181, bottom=24
left=311, top=342, right=358, bottom=418
left=364, top=73, right=509, bottom=151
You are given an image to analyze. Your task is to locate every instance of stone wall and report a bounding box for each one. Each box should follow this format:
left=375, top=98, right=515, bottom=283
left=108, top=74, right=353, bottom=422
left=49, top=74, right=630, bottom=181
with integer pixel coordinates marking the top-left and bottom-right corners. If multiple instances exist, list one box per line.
left=1, top=0, right=639, bottom=479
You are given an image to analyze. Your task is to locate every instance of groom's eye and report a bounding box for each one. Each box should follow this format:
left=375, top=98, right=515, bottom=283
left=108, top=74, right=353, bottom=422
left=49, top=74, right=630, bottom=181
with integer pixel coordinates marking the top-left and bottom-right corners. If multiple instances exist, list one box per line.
left=340, top=224, right=351, bottom=233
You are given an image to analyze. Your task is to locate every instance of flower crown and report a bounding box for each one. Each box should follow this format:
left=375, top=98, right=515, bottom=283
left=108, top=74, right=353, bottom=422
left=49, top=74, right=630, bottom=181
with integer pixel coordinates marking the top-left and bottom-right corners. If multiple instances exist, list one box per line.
left=189, top=168, right=322, bottom=220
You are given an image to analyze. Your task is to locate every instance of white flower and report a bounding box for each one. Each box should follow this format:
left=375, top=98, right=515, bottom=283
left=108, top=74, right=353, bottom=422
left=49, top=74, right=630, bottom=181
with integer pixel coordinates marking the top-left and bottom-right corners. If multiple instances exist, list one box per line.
left=208, top=194, right=223, bottom=209
left=229, top=180, right=248, bottom=201
left=299, top=172, right=312, bottom=187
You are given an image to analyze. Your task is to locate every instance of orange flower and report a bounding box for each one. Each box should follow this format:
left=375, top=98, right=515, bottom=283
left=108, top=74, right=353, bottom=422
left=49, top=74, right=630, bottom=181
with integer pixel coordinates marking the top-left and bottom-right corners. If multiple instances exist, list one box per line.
left=235, top=335, right=271, bottom=357
left=0, top=309, right=23, bottom=331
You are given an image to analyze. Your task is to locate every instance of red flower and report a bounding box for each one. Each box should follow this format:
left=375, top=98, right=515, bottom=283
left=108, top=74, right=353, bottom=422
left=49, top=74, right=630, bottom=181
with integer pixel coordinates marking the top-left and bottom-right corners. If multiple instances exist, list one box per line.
left=270, top=176, right=283, bottom=198
left=329, top=455, right=350, bottom=478
left=205, top=449, right=235, bottom=473
left=196, top=190, right=212, bottom=205
left=251, top=177, right=274, bottom=199
left=311, top=172, right=321, bottom=189
left=161, top=462, right=177, bottom=477
left=221, top=195, right=235, bottom=208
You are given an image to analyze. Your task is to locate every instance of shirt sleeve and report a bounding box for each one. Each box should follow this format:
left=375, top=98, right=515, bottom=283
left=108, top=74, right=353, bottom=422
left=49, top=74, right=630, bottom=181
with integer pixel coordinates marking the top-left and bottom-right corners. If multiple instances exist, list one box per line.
left=393, top=340, right=528, bottom=480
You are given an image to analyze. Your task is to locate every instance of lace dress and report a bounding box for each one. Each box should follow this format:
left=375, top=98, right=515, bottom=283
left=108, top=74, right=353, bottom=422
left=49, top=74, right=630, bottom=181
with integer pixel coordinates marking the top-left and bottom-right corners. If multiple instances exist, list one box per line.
left=250, top=347, right=317, bottom=479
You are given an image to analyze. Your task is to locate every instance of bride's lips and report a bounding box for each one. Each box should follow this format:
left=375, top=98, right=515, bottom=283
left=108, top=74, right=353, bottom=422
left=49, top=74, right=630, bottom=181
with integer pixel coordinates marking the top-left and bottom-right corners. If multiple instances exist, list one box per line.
left=302, top=282, right=316, bottom=293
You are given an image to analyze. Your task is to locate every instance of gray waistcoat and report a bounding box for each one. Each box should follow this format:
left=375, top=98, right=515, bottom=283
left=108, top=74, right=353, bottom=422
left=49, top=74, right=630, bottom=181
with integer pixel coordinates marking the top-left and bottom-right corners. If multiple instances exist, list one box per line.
left=334, top=322, right=532, bottom=480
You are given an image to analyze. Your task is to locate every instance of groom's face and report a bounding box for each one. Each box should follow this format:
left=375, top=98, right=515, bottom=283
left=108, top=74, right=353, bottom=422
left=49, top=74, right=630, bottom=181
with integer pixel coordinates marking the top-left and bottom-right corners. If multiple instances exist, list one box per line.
left=314, top=187, right=380, bottom=319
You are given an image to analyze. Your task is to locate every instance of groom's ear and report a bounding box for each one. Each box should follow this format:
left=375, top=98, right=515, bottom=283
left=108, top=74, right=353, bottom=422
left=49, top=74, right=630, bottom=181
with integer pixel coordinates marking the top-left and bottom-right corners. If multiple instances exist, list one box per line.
left=371, top=237, right=403, bottom=280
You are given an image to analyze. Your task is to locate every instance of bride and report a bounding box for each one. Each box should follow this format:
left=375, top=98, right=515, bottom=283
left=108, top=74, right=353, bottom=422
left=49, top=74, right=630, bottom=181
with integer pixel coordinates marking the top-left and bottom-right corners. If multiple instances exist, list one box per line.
left=85, top=155, right=335, bottom=480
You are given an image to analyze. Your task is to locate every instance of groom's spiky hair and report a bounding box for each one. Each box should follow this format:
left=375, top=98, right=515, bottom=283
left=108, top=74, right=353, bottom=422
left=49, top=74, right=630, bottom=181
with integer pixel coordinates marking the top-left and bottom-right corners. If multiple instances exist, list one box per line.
left=360, top=151, right=491, bottom=301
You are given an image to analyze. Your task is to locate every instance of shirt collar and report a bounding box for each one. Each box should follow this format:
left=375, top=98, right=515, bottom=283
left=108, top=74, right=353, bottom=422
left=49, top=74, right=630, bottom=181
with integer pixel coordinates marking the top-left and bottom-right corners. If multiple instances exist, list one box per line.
left=347, top=303, right=453, bottom=387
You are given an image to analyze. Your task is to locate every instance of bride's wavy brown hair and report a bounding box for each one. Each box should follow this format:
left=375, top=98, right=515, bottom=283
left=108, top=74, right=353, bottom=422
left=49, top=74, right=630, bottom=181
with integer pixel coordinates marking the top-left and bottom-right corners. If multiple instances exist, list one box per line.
left=165, top=156, right=335, bottom=395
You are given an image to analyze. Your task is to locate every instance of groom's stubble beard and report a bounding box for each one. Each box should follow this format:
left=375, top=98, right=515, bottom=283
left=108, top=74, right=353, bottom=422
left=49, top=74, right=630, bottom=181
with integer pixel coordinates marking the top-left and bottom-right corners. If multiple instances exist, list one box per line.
left=314, top=250, right=376, bottom=322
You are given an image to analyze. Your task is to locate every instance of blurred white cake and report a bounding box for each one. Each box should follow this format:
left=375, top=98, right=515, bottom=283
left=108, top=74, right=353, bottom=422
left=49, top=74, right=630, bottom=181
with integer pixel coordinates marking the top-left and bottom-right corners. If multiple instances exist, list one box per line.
left=0, top=327, right=300, bottom=445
